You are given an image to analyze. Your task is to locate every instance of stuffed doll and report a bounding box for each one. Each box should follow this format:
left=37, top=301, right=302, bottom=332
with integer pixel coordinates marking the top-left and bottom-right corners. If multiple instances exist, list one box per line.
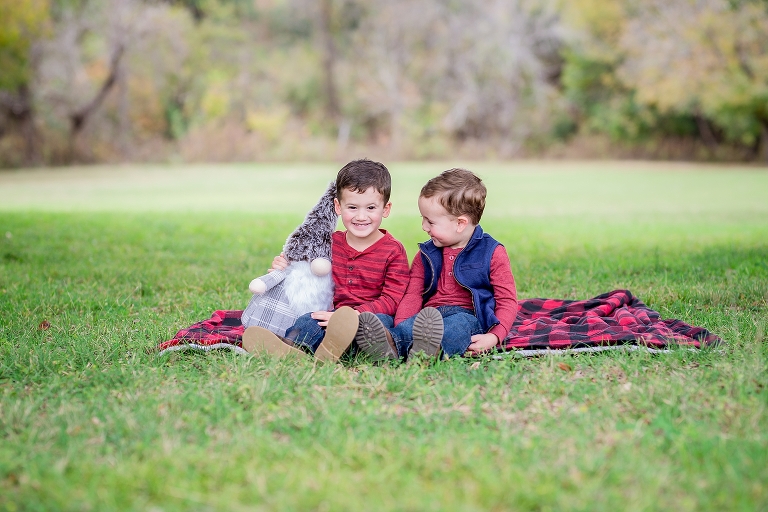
left=240, top=181, right=338, bottom=336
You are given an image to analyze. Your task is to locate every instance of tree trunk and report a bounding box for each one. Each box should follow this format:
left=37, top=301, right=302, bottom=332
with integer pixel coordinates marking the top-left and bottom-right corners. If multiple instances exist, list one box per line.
left=116, top=60, right=130, bottom=157
left=68, top=44, right=125, bottom=159
left=318, top=0, right=340, bottom=124
left=695, top=113, right=718, bottom=150
left=0, top=86, right=41, bottom=165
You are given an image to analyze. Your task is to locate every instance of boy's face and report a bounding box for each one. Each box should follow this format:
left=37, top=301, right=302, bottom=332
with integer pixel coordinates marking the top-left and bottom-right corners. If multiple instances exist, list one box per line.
left=334, top=187, right=391, bottom=242
left=418, top=195, right=471, bottom=249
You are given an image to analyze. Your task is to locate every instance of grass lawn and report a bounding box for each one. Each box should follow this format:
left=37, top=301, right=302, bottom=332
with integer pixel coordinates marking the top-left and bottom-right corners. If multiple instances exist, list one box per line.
left=1, top=161, right=767, bottom=511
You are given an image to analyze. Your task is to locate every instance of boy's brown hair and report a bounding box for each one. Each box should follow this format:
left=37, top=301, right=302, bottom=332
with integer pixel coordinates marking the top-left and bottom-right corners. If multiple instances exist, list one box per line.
left=420, top=168, right=486, bottom=224
left=336, top=159, right=392, bottom=203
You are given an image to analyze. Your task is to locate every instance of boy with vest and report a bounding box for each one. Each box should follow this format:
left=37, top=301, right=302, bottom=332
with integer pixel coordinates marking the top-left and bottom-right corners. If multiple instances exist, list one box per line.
left=243, top=159, right=410, bottom=362
left=355, top=168, right=518, bottom=360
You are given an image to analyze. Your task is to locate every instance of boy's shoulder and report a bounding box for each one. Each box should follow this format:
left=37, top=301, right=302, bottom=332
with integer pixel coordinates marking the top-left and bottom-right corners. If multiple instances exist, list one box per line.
left=379, top=229, right=406, bottom=246
left=376, top=231, right=408, bottom=259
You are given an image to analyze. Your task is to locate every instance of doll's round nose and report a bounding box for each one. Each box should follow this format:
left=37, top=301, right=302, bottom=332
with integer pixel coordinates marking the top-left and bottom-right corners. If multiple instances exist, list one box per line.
left=310, top=258, right=332, bottom=276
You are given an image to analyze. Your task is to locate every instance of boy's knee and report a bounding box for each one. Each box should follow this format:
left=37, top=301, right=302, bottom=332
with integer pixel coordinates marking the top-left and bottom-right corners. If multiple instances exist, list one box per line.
left=292, top=313, right=319, bottom=328
left=285, top=313, right=324, bottom=343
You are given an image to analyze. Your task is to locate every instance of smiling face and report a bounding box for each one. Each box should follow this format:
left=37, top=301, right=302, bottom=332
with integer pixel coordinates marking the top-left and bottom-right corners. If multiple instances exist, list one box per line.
left=418, top=195, right=473, bottom=249
left=334, top=186, right=391, bottom=249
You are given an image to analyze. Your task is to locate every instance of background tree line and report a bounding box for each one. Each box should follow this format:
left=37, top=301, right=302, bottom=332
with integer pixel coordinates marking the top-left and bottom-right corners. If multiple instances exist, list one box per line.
left=1, top=0, right=767, bottom=167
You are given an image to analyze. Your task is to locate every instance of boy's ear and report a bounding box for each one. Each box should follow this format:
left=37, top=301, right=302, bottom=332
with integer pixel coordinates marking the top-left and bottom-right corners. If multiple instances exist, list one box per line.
left=382, top=201, right=392, bottom=218
left=333, top=198, right=342, bottom=215
left=455, top=215, right=471, bottom=233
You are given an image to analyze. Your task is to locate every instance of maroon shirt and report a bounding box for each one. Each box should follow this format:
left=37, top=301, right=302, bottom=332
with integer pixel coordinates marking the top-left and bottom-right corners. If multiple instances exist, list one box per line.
left=395, top=245, right=518, bottom=341
left=332, top=230, right=410, bottom=316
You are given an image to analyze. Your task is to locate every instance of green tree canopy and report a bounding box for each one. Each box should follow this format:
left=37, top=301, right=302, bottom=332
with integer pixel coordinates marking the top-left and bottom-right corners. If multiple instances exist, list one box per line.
left=0, top=0, right=50, bottom=91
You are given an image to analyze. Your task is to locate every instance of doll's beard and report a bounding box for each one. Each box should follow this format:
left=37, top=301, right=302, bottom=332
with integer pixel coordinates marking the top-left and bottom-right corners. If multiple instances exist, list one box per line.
left=283, top=261, right=335, bottom=317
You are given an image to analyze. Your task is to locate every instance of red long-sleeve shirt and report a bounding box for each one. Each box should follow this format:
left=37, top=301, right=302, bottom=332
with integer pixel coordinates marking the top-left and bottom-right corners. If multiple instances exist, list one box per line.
left=332, top=230, right=410, bottom=316
left=394, top=245, right=518, bottom=341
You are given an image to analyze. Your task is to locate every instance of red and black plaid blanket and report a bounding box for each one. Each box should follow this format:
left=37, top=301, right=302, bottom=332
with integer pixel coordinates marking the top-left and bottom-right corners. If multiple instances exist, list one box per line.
left=500, top=289, right=719, bottom=352
left=156, top=289, right=720, bottom=356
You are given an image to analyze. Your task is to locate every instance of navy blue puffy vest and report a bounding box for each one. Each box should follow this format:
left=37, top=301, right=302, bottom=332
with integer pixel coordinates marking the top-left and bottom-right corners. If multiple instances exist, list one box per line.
left=419, top=225, right=501, bottom=332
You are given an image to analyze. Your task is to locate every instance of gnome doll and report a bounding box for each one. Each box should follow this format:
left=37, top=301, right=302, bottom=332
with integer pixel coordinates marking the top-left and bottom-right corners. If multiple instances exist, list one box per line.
left=241, top=181, right=338, bottom=336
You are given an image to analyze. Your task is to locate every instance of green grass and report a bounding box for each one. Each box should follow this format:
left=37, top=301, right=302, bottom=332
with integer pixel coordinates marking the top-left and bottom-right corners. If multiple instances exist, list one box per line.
left=1, top=162, right=767, bottom=511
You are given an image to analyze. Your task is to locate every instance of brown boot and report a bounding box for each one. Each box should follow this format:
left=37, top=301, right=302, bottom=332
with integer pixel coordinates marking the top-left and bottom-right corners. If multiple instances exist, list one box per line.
left=356, top=312, right=398, bottom=361
left=242, top=326, right=306, bottom=357
left=410, top=307, right=443, bottom=358
left=315, top=306, right=359, bottom=362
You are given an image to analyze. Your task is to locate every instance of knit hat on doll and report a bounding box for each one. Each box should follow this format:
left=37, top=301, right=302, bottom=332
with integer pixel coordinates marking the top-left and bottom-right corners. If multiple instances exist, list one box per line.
left=282, top=180, right=337, bottom=266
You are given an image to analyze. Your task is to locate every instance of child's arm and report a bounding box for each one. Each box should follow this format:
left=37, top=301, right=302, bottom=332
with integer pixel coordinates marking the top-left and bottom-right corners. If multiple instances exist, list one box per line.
left=394, top=253, right=426, bottom=325
left=355, top=246, right=410, bottom=316
left=467, top=245, right=518, bottom=354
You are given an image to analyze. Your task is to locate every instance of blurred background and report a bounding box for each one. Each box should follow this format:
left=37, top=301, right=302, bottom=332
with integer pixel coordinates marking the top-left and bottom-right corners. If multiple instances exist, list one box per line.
left=1, top=0, right=767, bottom=168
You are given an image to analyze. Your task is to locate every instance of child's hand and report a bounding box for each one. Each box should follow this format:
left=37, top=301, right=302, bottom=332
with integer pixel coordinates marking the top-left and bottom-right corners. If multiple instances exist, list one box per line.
left=467, top=333, right=499, bottom=355
left=268, top=253, right=289, bottom=272
left=311, top=310, right=334, bottom=327
left=311, top=309, right=359, bottom=327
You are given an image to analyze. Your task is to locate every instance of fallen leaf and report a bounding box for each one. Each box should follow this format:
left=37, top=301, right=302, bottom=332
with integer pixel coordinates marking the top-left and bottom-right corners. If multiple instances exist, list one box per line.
left=38, top=321, right=51, bottom=331
left=470, top=362, right=481, bottom=370
left=557, top=362, right=572, bottom=372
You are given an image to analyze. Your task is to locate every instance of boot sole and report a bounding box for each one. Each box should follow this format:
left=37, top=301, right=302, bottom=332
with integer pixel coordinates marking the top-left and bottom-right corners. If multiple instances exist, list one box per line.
left=411, top=307, right=443, bottom=357
left=356, top=312, right=397, bottom=361
left=242, top=326, right=306, bottom=357
left=315, top=306, right=359, bottom=362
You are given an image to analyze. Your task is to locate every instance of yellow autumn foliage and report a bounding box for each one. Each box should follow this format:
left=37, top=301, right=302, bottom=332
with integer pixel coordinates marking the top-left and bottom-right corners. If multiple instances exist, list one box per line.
left=245, top=108, right=289, bottom=143
left=0, top=0, right=50, bottom=89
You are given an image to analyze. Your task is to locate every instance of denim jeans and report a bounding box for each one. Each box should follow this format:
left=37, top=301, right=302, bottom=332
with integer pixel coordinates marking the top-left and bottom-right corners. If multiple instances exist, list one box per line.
left=389, top=306, right=483, bottom=358
left=285, top=310, right=392, bottom=355
left=284, top=312, right=326, bottom=353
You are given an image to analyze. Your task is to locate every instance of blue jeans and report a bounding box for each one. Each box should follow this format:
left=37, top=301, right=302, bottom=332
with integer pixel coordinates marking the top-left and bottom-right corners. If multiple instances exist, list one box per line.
left=285, top=311, right=392, bottom=354
left=284, top=312, right=326, bottom=353
left=389, top=306, right=483, bottom=358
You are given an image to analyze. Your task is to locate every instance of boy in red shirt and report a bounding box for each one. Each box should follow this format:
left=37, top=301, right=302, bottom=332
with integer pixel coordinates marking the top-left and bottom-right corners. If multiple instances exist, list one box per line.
left=243, top=159, right=410, bottom=362
left=355, top=168, right=518, bottom=360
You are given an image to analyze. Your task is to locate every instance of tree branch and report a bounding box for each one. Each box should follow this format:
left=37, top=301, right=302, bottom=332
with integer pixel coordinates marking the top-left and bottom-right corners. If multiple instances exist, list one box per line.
left=70, top=43, right=125, bottom=134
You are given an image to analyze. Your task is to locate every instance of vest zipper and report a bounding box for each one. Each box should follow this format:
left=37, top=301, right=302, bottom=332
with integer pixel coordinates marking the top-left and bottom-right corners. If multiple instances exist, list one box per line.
left=453, top=245, right=477, bottom=312
left=421, top=243, right=436, bottom=298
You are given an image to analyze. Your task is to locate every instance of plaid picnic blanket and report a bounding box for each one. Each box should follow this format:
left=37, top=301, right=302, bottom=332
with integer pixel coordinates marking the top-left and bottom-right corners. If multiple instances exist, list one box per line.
left=156, top=310, right=248, bottom=355
left=500, top=289, right=720, bottom=354
left=156, top=289, right=720, bottom=356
